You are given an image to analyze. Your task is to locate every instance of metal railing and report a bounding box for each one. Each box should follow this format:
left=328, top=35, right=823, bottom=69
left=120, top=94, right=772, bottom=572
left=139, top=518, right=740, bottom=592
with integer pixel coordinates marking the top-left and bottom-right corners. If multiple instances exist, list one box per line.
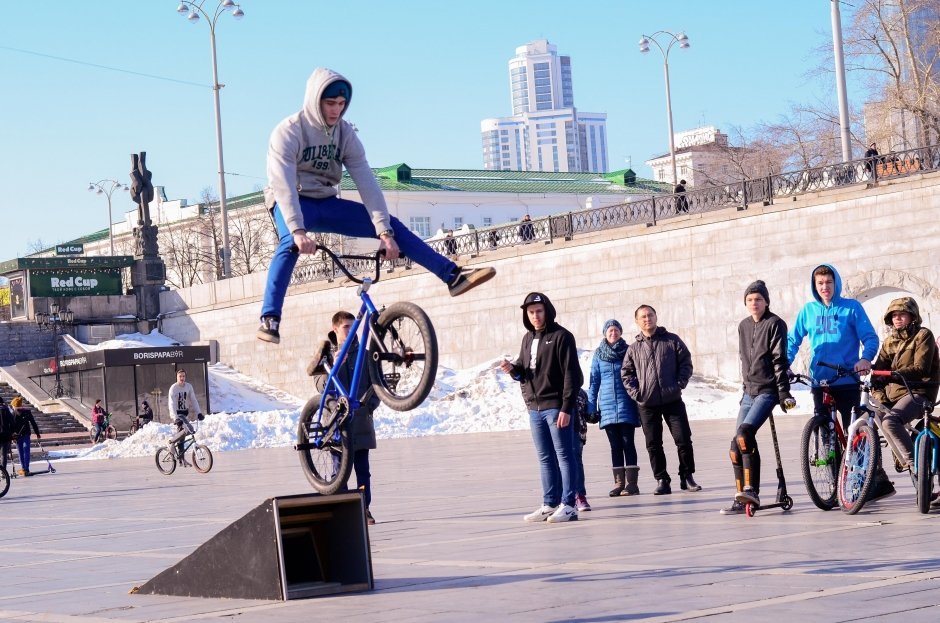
left=288, top=142, right=940, bottom=287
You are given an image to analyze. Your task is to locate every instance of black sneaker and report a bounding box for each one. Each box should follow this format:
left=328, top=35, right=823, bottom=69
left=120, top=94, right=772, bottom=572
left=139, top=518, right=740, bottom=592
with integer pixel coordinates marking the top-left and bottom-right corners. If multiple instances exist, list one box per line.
left=719, top=500, right=745, bottom=515
left=868, top=477, right=896, bottom=502
left=448, top=267, right=496, bottom=297
left=257, top=316, right=281, bottom=344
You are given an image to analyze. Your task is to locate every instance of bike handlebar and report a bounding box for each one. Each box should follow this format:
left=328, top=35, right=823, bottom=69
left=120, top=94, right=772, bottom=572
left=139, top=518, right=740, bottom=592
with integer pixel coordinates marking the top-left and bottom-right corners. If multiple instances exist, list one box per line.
left=290, top=244, right=388, bottom=285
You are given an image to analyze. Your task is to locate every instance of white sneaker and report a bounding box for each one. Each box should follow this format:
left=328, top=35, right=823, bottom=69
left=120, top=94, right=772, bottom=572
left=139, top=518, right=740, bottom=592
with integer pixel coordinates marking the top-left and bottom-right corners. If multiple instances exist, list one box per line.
left=546, top=504, right=578, bottom=523
left=523, top=504, right=557, bottom=522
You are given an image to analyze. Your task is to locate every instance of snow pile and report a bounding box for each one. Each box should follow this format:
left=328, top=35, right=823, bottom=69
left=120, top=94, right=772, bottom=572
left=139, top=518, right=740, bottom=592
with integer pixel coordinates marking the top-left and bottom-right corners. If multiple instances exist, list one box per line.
left=51, top=330, right=813, bottom=461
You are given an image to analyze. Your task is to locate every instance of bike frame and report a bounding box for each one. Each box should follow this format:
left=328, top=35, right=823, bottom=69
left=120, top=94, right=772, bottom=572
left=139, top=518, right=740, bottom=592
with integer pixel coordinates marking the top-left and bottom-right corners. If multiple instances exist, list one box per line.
left=313, top=278, right=384, bottom=433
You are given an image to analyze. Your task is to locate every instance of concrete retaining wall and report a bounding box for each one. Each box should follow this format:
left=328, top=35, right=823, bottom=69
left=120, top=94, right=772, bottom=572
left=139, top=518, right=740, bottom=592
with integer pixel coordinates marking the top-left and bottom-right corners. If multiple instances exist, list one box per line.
left=159, top=172, right=940, bottom=397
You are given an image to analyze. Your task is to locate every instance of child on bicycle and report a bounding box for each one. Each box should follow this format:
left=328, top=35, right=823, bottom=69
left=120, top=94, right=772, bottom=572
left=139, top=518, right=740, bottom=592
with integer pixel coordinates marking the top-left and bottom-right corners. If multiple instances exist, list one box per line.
left=786, top=264, right=892, bottom=499
left=310, top=310, right=381, bottom=524
left=257, top=68, right=495, bottom=344
left=721, top=281, right=795, bottom=514
left=167, top=370, right=204, bottom=465
left=871, top=297, right=940, bottom=471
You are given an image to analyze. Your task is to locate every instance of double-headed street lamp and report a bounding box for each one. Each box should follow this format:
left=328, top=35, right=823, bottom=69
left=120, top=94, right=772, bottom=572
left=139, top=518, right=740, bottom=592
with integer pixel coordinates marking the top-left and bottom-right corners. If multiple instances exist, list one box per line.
left=639, top=31, right=690, bottom=187
left=36, top=303, right=75, bottom=398
left=175, top=0, right=245, bottom=280
left=88, top=180, right=129, bottom=256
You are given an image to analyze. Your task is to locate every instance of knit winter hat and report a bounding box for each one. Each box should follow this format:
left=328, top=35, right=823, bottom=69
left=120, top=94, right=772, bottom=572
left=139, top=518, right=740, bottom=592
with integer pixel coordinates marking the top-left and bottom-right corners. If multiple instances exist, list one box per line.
left=744, top=280, right=770, bottom=305
left=321, top=80, right=350, bottom=100
left=602, top=319, right=622, bottom=334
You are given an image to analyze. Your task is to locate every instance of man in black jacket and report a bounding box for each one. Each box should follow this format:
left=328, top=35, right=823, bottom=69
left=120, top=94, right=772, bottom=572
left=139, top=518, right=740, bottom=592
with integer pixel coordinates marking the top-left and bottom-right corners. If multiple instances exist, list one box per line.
left=621, top=304, right=700, bottom=495
left=500, top=292, right=583, bottom=523
left=721, top=281, right=795, bottom=515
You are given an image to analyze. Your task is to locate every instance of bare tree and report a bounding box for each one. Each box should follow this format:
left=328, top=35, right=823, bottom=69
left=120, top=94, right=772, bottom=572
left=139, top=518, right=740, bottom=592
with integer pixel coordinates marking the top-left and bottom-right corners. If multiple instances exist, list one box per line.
left=228, top=205, right=278, bottom=276
left=157, top=207, right=209, bottom=289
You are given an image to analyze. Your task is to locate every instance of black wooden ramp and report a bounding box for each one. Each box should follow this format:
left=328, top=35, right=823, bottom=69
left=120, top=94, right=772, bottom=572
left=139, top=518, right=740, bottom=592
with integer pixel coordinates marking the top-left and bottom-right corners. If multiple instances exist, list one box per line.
left=135, top=492, right=372, bottom=601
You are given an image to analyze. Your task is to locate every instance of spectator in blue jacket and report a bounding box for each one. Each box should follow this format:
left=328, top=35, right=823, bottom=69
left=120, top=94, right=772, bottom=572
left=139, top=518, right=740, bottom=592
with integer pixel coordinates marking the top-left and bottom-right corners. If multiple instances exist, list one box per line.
left=787, top=263, right=879, bottom=431
left=587, top=319, right=641, bottom=497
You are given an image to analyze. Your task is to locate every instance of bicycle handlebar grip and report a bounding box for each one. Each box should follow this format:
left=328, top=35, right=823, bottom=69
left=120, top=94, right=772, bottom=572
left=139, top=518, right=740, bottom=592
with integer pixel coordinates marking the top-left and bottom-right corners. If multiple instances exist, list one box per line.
left=871, top=370, right=893, bottom=377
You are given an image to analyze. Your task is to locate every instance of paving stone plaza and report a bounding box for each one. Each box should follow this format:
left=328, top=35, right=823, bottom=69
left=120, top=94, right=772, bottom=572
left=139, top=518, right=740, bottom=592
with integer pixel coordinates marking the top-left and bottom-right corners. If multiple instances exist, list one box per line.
left=2, top=416, right=939, bottom=622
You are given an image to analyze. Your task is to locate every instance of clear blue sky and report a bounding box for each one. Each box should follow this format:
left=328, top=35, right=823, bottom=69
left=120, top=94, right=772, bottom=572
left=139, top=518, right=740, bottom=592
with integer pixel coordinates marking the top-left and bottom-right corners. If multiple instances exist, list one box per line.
left=0, top=0, right=864, bottom=258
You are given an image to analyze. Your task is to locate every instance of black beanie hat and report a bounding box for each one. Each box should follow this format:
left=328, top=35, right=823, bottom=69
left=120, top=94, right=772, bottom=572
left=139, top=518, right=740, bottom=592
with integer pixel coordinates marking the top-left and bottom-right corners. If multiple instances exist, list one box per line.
left=744, top=280, right=770, bottom=305
left=321, top=80, right=350, bottom=100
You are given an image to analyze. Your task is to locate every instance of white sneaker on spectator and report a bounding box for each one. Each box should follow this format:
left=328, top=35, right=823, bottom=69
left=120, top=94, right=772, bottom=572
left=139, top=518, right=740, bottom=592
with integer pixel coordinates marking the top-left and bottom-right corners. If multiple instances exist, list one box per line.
left=523, top=504, right=558, bottom=522
left=546, top=504, right=578, bottom=523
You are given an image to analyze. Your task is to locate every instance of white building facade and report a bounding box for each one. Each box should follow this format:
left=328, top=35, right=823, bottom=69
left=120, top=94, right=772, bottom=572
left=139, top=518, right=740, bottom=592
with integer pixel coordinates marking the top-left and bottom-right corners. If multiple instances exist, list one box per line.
left=481, top=40, right=608, bottom=173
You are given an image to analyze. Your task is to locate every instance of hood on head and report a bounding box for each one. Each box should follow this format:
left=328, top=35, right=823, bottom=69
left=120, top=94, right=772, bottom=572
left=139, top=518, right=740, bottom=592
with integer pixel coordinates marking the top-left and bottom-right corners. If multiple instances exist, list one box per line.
left=521, top=292, right=556, bottom=331
left=883, top=296, right=922, bottom=326
left=811, top=263, right=843, bottom=305
left=303, top=68, right=353, bottom=129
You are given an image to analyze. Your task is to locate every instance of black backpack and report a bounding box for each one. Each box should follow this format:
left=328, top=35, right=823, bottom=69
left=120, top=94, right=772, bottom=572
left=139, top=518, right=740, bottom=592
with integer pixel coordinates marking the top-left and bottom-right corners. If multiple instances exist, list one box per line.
left=0, top=406, right=15, bottom=442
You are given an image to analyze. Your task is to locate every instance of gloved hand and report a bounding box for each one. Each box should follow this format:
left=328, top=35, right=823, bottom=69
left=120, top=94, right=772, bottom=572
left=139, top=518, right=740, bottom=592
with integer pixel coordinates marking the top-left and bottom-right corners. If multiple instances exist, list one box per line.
left=197, top=413, right=205, bottom=421
left=779, top=391, right=797, bottom=412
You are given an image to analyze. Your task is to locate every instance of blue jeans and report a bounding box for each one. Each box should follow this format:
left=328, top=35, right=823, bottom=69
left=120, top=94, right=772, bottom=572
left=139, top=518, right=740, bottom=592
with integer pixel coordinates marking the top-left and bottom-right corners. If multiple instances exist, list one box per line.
left=528, top=408, right=577, bottom=507
left=16, top=436, right=31, bottom=472
left=735, top=392, right=779, bottom=431
left=261, top=197, right=459, bottom=319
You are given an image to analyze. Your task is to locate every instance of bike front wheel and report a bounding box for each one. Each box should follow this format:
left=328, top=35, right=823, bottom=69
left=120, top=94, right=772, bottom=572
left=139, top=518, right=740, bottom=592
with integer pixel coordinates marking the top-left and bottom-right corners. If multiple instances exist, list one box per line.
left=838, top=421, right=878, bottom=515
left=800, top=416, right=841, bottom=510
left=191, top=444, right=213, bottom=473
left=0, top=466, right=9, bottom=498
left=916, top=433, right=932, bottom=514
left=297, top=394, right=351, bottom=495
left=368, top=302, right=438, bottom=411
left=155, top=447, right=177, bottom=475
left=105, top=425, right=117, bottom=440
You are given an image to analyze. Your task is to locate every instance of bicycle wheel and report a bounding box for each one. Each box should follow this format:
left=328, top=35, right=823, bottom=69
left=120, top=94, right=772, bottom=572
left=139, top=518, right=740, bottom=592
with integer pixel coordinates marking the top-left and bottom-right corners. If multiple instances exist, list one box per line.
left=838, top=421, right=878, bottom=515
left=191, top=444, right=213, bottom=473
left=800, top=416, right=840, bottom=510
left=916, top=434, right=932, bottom=514
left=0, top=466, right=9, bottom=498
left=297, top=394, right=351, bottom=494
left=129, top=423, right=139, bottom=435
left=155, top=447, right=177, bottom=475
left=368, top=302, right=438, bottom=411
left=105, top=425, right=117, bottom=440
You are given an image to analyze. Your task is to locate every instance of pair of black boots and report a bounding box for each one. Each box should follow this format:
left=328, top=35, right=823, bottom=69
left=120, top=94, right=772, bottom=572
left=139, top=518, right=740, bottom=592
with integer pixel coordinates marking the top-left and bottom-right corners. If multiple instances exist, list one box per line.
left=653, top=474, right=701, bottom=495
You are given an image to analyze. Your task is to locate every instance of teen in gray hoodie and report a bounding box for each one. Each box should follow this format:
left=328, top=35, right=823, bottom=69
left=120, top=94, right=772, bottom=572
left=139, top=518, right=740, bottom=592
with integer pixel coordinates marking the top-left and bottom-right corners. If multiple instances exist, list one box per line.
left=258, top=68, right=494, bottom=343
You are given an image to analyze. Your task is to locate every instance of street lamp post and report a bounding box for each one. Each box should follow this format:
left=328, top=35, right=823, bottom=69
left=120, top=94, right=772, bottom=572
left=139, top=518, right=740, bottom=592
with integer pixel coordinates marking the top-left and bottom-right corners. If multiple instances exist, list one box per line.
left=639, top=31, right=691, bottom=187
left=88, top=180, right=129, bottom=256
left=36, top=303, right=75, bottom=399
left=176, top=0, right=245, bottom=280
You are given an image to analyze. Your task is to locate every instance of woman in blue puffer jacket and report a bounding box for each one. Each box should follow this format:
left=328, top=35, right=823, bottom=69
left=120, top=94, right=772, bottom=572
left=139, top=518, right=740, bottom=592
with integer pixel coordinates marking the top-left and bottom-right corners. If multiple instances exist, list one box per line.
left=587, top=319, right=641, bottom=496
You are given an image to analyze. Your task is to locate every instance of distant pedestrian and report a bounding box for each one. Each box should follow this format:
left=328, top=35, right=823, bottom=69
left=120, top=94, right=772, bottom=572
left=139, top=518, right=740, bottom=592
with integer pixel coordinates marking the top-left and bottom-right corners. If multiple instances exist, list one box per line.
left=443, top=230, right=458, bottom=257
left=674, top=179, right=689, bottom=213
left=11, top=397, right=40, bottom=477
left=519, top=214, right=535, bottom=242
left=621, top=305, right=701, bottom=495
left=90, top=399, right=107, bottom=442
left=0, top=397, right=15, bottom=474
left=587, top=319, right=642, bottom=497
left=499, top=292, right=583, bottom=523
left=487, top=229, right=499, bottom=249
left=864, top=142, right=880, bottom=177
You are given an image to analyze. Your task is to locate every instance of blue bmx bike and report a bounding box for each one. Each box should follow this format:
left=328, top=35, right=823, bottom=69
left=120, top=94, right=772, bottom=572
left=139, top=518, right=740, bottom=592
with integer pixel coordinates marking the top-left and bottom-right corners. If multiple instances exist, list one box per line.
left=294, top=248, right=439, bottom=495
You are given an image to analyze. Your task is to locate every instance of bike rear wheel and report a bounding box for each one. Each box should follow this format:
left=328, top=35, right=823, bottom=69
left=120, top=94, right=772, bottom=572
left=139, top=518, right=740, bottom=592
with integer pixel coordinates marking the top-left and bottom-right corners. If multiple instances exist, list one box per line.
left=105, top=425, right=117, bottom=440
left=191, top=444, right=213, bottom=473
left=0, top=466, right=9, bottom=498
left=368, top=302, right=438, bottom=412
left=297, top=395, right=351, bottom=494
left=838, top=421, right=878, bottom=515
left=916, top=433, right=932, bottom=514
left=155, top=447, right=177, bottom=475
left=800, top=416, right=841, bottom=510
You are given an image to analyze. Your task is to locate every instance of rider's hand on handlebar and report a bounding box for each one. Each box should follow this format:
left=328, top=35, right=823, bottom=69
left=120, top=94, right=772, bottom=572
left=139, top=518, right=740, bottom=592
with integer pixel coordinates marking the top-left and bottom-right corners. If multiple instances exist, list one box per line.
left=854, top=358, right=872, bottom=375
left=780, top=391, right=797, bottom=412
left=292, top=230, right=318, bottom=254
left=379, top=232, right=400, bottom=260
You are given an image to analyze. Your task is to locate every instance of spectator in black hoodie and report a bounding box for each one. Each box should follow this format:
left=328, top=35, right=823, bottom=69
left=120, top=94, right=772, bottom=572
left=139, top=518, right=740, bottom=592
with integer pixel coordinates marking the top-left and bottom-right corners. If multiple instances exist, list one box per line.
left=720, top=281, right=794, bottom=515
left=621, top=304, right=700, bottom=495
left=500, top=292, right=583, bottom=523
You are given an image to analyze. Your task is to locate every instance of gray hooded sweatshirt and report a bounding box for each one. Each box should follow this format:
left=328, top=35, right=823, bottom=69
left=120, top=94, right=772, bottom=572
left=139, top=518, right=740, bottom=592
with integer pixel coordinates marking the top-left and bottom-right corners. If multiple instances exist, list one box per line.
left=264, top=68, right=391, bottom=237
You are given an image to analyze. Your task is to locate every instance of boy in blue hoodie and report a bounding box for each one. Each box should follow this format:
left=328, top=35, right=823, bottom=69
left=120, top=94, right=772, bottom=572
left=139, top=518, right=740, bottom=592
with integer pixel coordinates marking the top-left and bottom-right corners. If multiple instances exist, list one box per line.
left=258, top=68, right=495, bottom=344
left=787, top=264, right=894, bottom=500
